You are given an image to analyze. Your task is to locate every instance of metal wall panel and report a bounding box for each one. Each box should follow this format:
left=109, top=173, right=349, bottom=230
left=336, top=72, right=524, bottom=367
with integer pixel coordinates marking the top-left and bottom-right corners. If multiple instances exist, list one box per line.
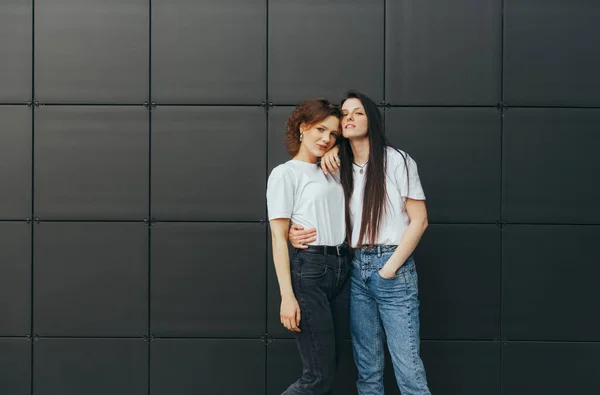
left=503, top=342, right=600, bottom=395
left=35, top=0, right=149, bottom=103
left=34, top=106, right=149, bottom=220
left=151, top=223, right=266, bottom=337
left=151, top=106, right=266, bottom=221
left=152, top=0, right=266, bottom=104
left=0, top=222, right=31, bottom=336
left=0, top=339, right=31, bottom=395
left=503, top=109, right=600, bottom=224
left=34, top=338, right=148, bottom=395
left=151, top=339, right=265, bottom=395
left=421, top=341, right=501, bottom=395
left=0, top=106, right=32, bottom=219
left=503, top=225, right=600, bottom=341
left=0, top=0, right=32, bottom=102
left=504, top=0, right=600, bottom=106
left=386, top=0, right=501, bottom=105
left=269, top=0, right=384, bottom=104
left=33, top=222, right=148, bottom=336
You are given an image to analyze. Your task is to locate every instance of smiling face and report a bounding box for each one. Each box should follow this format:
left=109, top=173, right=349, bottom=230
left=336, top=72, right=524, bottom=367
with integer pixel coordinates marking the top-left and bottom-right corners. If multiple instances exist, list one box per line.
left=296, top=115, right=341, bottom=162
left=341, top=98, right=368, bottom=140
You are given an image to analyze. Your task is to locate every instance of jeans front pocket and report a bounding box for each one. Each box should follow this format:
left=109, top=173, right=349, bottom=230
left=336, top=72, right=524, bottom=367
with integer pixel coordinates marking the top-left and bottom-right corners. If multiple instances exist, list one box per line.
left=300, top=254, right=329, bottom=279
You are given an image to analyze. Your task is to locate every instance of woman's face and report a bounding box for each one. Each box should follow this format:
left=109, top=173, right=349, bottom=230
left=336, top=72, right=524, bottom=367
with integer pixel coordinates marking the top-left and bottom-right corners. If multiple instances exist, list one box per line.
left=299, top=115, right=341, bottom=159
left=341, top=98, right=368, bottom=139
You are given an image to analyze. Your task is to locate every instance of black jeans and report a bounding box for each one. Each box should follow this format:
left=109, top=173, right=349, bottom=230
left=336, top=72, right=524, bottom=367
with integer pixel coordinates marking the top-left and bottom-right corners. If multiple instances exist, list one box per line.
left=282, top=249, right=351, bottom=395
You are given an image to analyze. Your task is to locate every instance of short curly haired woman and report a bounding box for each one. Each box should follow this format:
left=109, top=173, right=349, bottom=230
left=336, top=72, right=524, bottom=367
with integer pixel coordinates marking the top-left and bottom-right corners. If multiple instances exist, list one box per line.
left=267, top=98, right=349, bottom=394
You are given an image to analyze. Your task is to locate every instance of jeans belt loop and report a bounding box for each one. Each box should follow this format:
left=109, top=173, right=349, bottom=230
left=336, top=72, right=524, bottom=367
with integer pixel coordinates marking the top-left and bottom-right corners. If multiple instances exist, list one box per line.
left=323, top=245, right=327, bottom=255
left=377, top=245, right=381, bottom=257
left=336, top=244, right=341, bottom=256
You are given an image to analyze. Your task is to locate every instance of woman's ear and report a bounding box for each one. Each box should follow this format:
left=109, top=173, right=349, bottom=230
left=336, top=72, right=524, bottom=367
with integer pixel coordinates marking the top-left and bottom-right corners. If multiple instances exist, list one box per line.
left=299, top=123, right=307, bottom=133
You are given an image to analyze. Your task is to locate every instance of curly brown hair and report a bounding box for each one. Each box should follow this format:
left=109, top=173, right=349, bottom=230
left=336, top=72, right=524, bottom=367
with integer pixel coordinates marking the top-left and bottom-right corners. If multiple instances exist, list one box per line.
left=285, top=98, right=342, bottom=157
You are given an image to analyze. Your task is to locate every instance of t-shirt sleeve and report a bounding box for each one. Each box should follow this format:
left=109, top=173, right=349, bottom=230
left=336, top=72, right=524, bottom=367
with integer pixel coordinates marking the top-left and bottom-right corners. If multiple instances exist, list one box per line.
left=267, top=166, right=295, bottom=220
left=394, top=152, right=426, bottom=200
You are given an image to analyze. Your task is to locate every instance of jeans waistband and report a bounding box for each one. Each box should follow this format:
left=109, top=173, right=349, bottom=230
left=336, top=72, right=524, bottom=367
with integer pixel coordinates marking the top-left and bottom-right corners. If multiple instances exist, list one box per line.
left=298, top=242, right=348, bottom=257
left=355, top=245, right=397, bottom=255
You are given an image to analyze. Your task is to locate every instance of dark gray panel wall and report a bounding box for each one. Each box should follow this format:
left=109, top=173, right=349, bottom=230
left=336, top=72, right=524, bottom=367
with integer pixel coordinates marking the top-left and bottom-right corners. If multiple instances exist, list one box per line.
left=35, top=0, right=149, bottom=103
left=151, top=223, right=265, bottom=337
left=151, top=339, right=265, bottom=395
left=503, top=108, right=600, bottom=223
left=503, top=342, right=600, bottom=395
left=151, top=106, right=266, bottom=221
left=34, top=339, right=148, bottom=395
left=0, top=1, right=32, bottom=102
left=0, top=106, right=31, bottom=219
left=0, top=339, right=31, bottom=395
left=34, top=106, right=149, bottom=220
left=33, top=222, right=148, bottom=336
left=269, top=0, right=384, bottom=104
left=386, top=0, right=501, bottom=105
left=152, top=0, right=266, bottom=104
left=0, top=222, right=31, bottom=336
left=504, top=0, right=600, bottom=106
left=1, top=1, right=597, bottom=394
left=503, top=225, right=600, bottom=341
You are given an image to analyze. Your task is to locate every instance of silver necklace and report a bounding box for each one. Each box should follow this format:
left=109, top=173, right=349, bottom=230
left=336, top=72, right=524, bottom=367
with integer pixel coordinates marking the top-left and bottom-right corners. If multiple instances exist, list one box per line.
left=353, top=160, right=368, bottom=174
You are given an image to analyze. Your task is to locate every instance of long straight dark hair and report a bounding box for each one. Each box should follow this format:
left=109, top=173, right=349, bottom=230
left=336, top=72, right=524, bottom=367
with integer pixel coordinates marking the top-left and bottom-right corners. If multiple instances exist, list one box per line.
left=338, top=90, right=408, bottom=247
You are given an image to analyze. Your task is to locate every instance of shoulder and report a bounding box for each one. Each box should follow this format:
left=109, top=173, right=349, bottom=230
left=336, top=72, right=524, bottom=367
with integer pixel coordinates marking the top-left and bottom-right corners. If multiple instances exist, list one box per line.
left=386, top=146, right=411, bottom=167
left=269, top=161, right=296, bottom=180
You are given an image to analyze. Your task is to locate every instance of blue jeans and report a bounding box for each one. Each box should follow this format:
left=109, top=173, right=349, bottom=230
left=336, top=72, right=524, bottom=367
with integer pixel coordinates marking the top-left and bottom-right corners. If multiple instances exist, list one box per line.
left=350, top=246, right=431, bottom=395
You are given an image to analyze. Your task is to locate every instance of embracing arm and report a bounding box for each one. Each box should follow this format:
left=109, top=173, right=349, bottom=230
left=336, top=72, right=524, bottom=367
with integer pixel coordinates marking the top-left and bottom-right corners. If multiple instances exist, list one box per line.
left=379, top=199, right=428, bottom=278
left=270, top=218, right=301, bottom=332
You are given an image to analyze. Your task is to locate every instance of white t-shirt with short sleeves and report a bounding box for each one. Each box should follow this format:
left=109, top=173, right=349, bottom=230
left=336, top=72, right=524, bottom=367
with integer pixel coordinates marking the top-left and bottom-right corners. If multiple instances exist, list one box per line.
left=267, top=160, right=346, bottom=246
left=350, top=147, right=426, bottom=247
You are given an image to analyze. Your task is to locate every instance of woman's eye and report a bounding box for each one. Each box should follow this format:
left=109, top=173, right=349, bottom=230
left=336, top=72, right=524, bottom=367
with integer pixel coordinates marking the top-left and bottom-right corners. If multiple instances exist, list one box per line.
left=317, top=127, right=324, bottom=132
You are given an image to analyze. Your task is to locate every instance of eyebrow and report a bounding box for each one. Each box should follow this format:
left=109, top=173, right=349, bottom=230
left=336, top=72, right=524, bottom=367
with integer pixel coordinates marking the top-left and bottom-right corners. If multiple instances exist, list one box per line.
left=342, top=107, right=365, bottom=112
left=317, top=124, right=330, bottom=130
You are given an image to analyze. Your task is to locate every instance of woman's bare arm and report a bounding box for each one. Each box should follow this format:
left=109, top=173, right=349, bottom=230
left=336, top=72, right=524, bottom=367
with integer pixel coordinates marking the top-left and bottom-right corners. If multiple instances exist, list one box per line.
left=270, top=218, right=302, bottom=332
left=379, top=199, right=428, bottom=278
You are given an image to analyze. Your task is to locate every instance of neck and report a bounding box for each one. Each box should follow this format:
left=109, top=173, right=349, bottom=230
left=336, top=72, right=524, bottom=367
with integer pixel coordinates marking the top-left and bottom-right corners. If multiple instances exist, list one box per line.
left=349, top=137, right=370, bottom=165
left=294, top=147, right=318, bottom=164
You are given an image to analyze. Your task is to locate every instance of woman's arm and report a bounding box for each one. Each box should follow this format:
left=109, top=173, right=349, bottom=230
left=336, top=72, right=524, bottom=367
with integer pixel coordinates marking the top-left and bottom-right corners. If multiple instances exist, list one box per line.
left=320, top=145, right=340, bottom=174
left=379, top=198, right=428, bottom=278
left=270, top=218, right=302, bottom=332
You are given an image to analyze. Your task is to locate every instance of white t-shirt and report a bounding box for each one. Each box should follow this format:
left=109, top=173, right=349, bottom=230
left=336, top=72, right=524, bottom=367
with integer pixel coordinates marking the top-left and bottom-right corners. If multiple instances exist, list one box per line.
left=350, top=147, right=426, bottom=247
left=267, top=160, right=346, bottom=246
